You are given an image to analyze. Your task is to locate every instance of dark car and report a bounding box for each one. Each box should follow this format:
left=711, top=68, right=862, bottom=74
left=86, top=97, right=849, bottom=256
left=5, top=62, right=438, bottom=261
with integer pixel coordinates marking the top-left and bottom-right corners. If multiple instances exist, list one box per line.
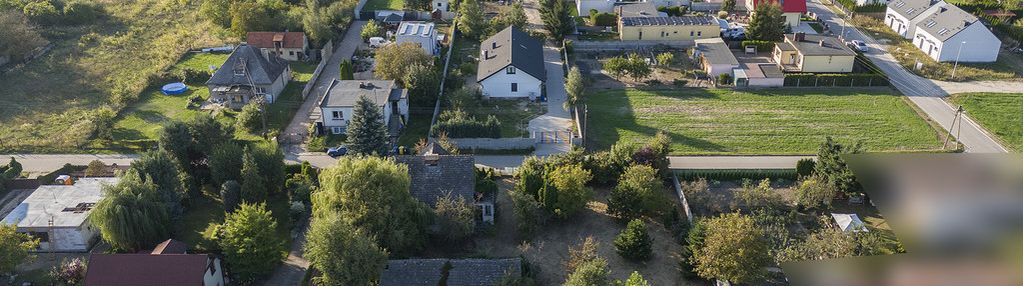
left=326, top=145, right=348, bottom=158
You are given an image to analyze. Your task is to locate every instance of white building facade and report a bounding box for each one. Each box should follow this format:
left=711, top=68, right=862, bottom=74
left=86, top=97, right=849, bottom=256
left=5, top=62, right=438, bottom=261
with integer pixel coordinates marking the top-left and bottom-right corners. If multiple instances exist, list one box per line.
left=479, top=67, right=545, bottom=99
left=318, top=80, right=409, bottom=135
left=396, top=21, right=438, bottom=56
left=2, top=178, right=119, bottom=252
left=477, top=26, right=546, bottom=99
left=913, top=20, right=1000, bottom=62
left=885, top=0, right=949, bottom=39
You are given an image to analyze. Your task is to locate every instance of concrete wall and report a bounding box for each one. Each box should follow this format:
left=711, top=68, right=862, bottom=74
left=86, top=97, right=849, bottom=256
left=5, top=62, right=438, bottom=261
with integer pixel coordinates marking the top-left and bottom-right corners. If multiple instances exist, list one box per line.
left=451, top=138, right=536, bottom=150
left=799, top=55, right=855, bottom=73
left=933, top=23, right=1000, bottom=62
left=480, top=67, right=544, bottom=99
left=21, top=225, right=93, bottom=252
left=302, top=40, right=334, bottom=99
left=618, top=24, right=720, bottom=40
left=573, top=39, right=697, bottom=50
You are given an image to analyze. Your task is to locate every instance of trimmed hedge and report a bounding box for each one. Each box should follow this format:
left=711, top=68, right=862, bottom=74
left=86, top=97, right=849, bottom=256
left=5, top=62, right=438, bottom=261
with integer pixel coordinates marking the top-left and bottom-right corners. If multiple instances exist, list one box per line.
left=432, top=109, right=501, bottom=138
left=783, top=73, right=889, bottom=87
left=590, top=12, right=617, bottom=26
left=675, top=169, right=798, bottom=181
left=740, top=40, right=775, bottom=52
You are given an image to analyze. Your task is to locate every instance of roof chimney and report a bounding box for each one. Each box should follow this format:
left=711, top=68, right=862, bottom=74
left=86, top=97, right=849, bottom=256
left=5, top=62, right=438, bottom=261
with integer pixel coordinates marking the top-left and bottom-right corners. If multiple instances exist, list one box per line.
left=359, top=82, right=366, bottom=88
left=794, top=32, right=806, bottom=42
left=482, top=50, right=489, bottom=59
left=819, top=39, right=825, bottom=46
left=492, top=41, right=497, bottom=49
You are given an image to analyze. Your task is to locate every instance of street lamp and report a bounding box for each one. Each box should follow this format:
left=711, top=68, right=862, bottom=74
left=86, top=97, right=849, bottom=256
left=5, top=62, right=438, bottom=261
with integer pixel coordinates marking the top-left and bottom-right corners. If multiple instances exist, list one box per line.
left=951, top=41, right=965, bottom=80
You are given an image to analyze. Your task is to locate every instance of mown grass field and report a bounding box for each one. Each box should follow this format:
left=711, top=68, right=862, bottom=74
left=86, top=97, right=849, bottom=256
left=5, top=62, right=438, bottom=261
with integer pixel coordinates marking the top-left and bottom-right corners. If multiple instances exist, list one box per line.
left=586, top=88, right=943, bottom=154
left=0, top=0, right=229, bottom=152
left=364, top=0, right=405, bottom=10
left=951, top=93, right=1023, bottom=152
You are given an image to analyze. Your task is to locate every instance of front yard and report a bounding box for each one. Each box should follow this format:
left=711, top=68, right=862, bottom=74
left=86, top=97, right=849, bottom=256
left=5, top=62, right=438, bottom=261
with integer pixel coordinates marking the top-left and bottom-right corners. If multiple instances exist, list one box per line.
left=586, top=88, right=943, bottom=154
left=950, top=92, right=1023, bottom=152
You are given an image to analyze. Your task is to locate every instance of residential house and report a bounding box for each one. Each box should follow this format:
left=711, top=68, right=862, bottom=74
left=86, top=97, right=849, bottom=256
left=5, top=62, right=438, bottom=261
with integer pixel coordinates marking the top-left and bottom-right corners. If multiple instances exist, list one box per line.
left=477, top=26, right=546, bottom=99
left=396, top=21, right=439, bottom=56
left=773, top=33, right=857, bottom=73
left=245, top=31, right=309, bottom=61
left=394, top=143, right=495, bottom=223
left=1, top=178, right=119, bottom=252
left=380, top=258, right=522, bottom=286
left=616, top=4, right=720, bottom=41
left=577, top=0, right=685, bottom=14
left=885, top=0, right=949, bottom=39
left=206, top=44, right=292, bottom=108
left=318, top=80, right=408, bottom=135
left=694, top=38, right=740, bottom=78
left=911, top=5, right=1000, bottom=62
left=745, top=0, right=807, bottom=27
left=84, top=239, right=226, bottom=286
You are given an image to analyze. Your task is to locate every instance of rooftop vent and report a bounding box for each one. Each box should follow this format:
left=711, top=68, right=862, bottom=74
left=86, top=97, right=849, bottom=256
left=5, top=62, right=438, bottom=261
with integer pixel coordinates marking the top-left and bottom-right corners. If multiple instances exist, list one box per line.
left=794, top=32, right=806, bottom=42
left=819, top=39, right=825, bottom=47
left=359, top=82, right=375, bottom=89
left=424, top=154, right=440, bottom=166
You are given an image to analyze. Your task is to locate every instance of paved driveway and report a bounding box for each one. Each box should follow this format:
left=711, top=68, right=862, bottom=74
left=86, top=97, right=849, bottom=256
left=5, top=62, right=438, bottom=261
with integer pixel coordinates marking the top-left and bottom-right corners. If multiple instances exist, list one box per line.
left=807, top=0, right=1007, bottom=153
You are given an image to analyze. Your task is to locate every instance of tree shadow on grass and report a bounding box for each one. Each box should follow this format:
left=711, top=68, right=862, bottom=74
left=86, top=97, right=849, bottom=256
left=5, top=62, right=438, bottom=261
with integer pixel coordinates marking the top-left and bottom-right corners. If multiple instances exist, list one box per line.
left=587, top=88, right=729, bottom=152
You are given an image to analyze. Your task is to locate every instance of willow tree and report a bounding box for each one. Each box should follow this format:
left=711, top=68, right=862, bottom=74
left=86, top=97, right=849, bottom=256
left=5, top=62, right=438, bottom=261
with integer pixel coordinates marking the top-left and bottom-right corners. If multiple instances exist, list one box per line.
left=90, top=169, right=171, bottom=252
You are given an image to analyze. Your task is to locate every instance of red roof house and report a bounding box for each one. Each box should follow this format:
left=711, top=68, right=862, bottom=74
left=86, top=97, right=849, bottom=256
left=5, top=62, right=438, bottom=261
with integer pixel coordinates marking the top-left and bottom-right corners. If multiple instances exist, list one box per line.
left=84, top=240, right=226, bottom=286
left=749, top=0, right=807, bottom=13
left=245, top=31, right=309, bottom=61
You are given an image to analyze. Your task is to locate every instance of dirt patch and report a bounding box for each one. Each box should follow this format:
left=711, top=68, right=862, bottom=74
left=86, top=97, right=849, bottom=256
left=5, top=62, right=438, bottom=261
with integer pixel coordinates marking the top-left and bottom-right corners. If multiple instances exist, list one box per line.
left=474, top=179, right=692, bottom=285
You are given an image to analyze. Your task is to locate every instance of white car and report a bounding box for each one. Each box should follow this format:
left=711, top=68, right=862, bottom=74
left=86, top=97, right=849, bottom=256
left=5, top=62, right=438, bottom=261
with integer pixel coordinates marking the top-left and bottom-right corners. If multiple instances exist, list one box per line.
left=848, top=40, right=869, bottom=52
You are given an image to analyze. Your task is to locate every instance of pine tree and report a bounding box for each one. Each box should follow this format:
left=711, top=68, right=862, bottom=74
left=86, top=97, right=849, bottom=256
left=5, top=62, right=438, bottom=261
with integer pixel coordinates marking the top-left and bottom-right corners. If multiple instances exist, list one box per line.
left=614, top=219, right=653, bottom=261
left=219, top=203, right=285, bottom=283
left=346, top=95, right=388, bottom=155
left=747, top=2, right=786, bottom=41
left=539, top=0, right=572, bottom=41
left=457, top=0, right=486, bottom=39
left=339, top=60, right=354, bottom=80
left=221, top=180, right=242, bottom=213
left=240, top=147, right=266, bottom=203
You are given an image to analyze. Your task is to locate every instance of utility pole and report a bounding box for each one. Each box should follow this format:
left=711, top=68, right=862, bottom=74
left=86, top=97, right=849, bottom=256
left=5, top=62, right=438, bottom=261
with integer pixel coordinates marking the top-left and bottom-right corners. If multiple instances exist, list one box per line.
left=951, top=41, right=965, bottom=80
left=942, top=105, right=964, bottom=150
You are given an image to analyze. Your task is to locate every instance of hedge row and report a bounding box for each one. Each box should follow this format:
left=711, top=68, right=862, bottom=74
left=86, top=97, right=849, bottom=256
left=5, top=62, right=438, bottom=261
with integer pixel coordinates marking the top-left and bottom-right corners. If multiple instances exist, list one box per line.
left=431, top=109, right=502, bottom=138
left=675, top=169, right=798, bottom=181
left=740, top=40, right=776, bottom=52
left=783, top=73, right=890, bottom=87
left=835, top=0, right=887, bottom=12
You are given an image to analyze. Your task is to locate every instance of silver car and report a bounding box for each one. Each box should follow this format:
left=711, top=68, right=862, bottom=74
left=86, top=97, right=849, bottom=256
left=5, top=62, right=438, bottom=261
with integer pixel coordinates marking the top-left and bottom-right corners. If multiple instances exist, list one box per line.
left=848, top=40, right=869, bottom=52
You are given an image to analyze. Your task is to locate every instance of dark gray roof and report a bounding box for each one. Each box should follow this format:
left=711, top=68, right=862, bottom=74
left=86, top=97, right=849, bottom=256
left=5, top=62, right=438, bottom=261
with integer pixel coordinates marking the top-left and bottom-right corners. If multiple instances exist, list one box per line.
left=620, top=15, right=717, bottom=26
left=447, top=258, right=522, bottom=286
left=379, top=259, right=447, bottom=286
left=206, top=45, right=288, bottom=86
left=784, top=33, right=857, bottom=56
left=379, top=258, right=522, bottom=286
left=320, top=80, right=405, bottom=108
left=615, top=3, right=660, bottom=18
left=477, top=26, right=546, bottom=83
left=916, top=5, right=979, bottom=41
left=888, top=0, right=939, bottom=20
left=696, top=40, right=739, bottom=65
left=394, top=151, right=476, bottom=207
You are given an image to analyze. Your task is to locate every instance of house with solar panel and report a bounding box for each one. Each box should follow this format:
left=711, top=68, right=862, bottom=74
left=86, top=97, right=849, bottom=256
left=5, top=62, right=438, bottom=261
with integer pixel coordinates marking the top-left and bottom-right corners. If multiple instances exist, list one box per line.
left=396, top=21, right=439, bottom=56
left=1, top=177, right=119, bottom=252
left=477, top=26, right=546, bottom=99
left=886, top=0, right=1000, bottom=62
left=615, top=3, right=720, bottom=41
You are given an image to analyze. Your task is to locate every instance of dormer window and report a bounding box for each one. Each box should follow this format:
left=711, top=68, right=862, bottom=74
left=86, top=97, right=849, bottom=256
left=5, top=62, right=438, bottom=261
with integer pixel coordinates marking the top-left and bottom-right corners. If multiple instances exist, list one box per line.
left=906, top=8, right=915, bottom=14
left=506, top=66, right=516, bottom=74
left=925, top=20, right=936, bottom=27
left=938, top=28, right=949, bottom=35
left=895, top=1, right=905, bottom=7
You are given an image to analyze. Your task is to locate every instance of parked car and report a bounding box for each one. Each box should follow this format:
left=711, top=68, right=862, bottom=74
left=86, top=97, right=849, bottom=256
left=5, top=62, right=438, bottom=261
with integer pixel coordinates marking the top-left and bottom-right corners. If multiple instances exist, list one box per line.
left=369, top=37, right=388, bottom=48
left=722, top=26, right=746, bottom=40
left=326, top=145, right=348, bottom=157
left=848, top=40, right=869, bottom=52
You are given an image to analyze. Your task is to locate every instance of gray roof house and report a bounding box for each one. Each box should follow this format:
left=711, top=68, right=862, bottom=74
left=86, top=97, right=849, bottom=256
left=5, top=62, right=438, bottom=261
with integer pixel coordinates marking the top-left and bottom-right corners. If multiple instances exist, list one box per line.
left=317, top=80, right=409, bottom=136
left=477, top=26, right=546, bottom=99
left=380, top=258, right=522, bottom=286
left=394, top=143, right=494, bottom=223
left=885, top=0, right=1001, bottom=62
left=206, top=44, right=291, bottom=109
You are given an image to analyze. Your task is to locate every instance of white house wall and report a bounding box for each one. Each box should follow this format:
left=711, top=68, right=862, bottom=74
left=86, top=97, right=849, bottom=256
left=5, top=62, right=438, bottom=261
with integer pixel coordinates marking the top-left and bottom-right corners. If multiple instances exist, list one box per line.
left=396, top=35, right=437, bottom=55
left=938, top=23, right=1000, bottom=62
left=480, top=68, right=543, bottom=99
left=22, top=226, right=92, bottom=252
left=885, top=7, right=913, bottom=38
left=320, top=106, right=354, bottom=128
left=886, top=2, right=947, bottom=39
left=203, top=258, right=226, bottom=286
left=913, top=28, right=944, bottom=61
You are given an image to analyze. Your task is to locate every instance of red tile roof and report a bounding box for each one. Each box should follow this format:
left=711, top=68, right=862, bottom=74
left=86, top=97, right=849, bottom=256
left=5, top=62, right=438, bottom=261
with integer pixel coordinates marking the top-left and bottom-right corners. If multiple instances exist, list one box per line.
left=246, top=31, right=307, bottom=49
left=151, top=239, right=189, bottom=254
left=752, top=0, right=807, bottom=13
left=84, top=254, right=212, bottom=286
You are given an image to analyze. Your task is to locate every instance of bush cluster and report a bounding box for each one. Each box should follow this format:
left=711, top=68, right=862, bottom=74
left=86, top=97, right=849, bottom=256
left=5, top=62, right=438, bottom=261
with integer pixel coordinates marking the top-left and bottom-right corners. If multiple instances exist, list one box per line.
left=783, top=73, right=889, bottom=87
left=432, top=109, right=501, bottom=138
left=178, top=68, right=212, bottom=85
left=657, top=6, right=686, bottom=16
left=676, top=169, right=797, bottom=181
left=589, top=11, right=616, bottom=26
left=739, top=40, right=776, bottom=53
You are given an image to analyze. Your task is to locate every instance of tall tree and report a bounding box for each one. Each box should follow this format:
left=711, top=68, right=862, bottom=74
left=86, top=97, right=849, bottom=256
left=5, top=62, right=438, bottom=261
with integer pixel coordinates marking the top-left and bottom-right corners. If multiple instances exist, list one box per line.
left=252, top=140, right=286, bottom=194
left=313, top=156, right=431, bottom=255
left=339, top=60, right=355, bottom=80
left=90, top=170, right=172, bottom=252
left=564, top=66, right=585, bottom=111
left=457, top=0, right=486, bottom=39
left=607, top=165, right=661, bottom=219
left=219, top=203, right=285, bottom=284
left=374, top=42, right=433, bottom=83
left=240, top=147, right=266, bottom=203
left=794, top=175, right=835, bottom=209
left=199, top=0, right=231, bottom=27
left=221, top=180, right=242, bottom=213
left=0, top=10, right=46, bottom=61
left=539, top=0, right=573, bottom=42
left=563, top=258, right=610, bottom=286
left=361, top=19, right=382, bottom=41
left=402, top=62, right=440, bottom=108
left=747, top=2, right=785, bottom=41
left=305, top=215, right=388, bottom=286
left=815, top=137, right=863, bottom=195
left=129, top=149, right=186, bottom=218
left=722, top=0, right=736, bottom=12
left=208, top=142, right=244, bottom=186
left=433, top=192, right=476, bottom=242
left=346, top=96, right=389, bottom=155
left=693, top=213, right=772, bottom=284
left=0, top=224, right=37, bottom=274
left=546, top=164, right=593, bottom=218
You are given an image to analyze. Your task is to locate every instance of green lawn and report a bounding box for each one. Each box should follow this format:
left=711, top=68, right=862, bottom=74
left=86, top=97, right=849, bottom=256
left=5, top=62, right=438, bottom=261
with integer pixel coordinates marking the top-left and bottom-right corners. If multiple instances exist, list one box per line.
left=950, top=93, right=1023, bottom=152
left=364, top=0, right=405, bottom=10
left=175, top=188, right=294, bottom=252
left=397, top=112, right=435, bottom=148
left=586, top=88, right=942, bottom=154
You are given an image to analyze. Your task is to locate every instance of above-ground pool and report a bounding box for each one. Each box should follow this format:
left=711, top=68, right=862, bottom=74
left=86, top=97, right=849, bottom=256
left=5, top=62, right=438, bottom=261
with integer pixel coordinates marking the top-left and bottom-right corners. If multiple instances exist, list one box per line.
left=161, top=82, right=188, bottom=95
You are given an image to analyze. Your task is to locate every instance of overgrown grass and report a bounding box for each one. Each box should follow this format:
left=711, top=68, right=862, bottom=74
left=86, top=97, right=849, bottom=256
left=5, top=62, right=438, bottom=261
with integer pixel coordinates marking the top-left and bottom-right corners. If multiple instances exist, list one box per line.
left=364, top=0, right=405, bottom=10
left=850, top=15, right=1019, bottom=82
left=397, top=112, right=435, bottom=147
left=586, top=88, right=943, bottom=154
left=950, top=93, right=1023, bottom=152
left=0, top=0, right=228, bottom=152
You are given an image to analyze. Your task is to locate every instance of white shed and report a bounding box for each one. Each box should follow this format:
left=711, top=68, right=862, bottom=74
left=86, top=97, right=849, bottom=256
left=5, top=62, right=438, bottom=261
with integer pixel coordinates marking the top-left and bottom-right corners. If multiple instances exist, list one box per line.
left=832, top=213, right=869, bottom=233
left=2, top=178, right=119, bottom=252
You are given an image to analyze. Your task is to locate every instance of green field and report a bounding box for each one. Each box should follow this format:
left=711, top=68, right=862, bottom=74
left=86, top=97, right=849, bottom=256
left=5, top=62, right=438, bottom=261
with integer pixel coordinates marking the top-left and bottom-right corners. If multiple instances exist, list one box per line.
left=951, top=93, right=1023, bottom=152
left=586, top=89, right=942, bottom=154
left=364, top=0, right=405, bottom=10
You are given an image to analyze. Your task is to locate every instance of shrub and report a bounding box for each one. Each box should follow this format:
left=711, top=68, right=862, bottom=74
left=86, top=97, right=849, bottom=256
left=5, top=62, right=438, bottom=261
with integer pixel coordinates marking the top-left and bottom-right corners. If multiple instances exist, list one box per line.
left=235, top=102, right=263, bottom=133
left=657, top=6, right=686, bottom=16
left=615, top=219, right=653, bottom=261
left=178, top=68, right=212, bottom=85
left=590, top=12, right=616, bottom=26
left=607, top=164, right=661, bottom=219
left=22, top=0, right=59, bottom=25
left=783, top=73, right=889, bottom=87
left=717, top=73, right=732, bottom=85
left=795, top=158, right=815, bottom=177
left=61, top=0, right=103, bottom=24
left=432, top=109, right=501, bottom=138
left=740, top=40, right=776, bottom=52
left=672, top=79, right=688, bottom=87
left=50, top=257, right=86, bottom=286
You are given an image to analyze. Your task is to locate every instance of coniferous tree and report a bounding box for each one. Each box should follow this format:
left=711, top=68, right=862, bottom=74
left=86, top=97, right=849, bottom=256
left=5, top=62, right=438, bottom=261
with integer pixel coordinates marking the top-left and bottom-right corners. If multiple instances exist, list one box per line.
left=747, top=2, right=786, bottom=41
left=457, top=0, right=486, bottom=39
left=339, top=60, right=355, bottom=80
left=614, top=219, right=653, bottom=261
left=240, top=147, right=266, bottom=203
left=221, top=180, right=242, bottom=213
left=346, top=95, right=388, bottom=155
left=208, top=142, right=244, bottom=186
left=129, top=149, right=187, bottom=218
left=539, top=0, right=573, bottom=41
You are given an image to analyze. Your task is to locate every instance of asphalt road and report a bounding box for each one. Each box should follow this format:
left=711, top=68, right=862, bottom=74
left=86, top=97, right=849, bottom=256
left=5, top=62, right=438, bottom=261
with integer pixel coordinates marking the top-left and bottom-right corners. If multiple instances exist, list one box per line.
left=807, top=0, right=1008, bottom=153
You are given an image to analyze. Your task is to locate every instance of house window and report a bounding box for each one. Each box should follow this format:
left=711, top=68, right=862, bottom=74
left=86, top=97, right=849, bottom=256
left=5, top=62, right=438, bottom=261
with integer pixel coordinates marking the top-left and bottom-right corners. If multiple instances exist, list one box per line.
left=506, top=66, right=516, bottom=74
left=511, top=83, right=518, bottom=92
left=331, top=127, right=344, bottom=134
left=483, top=204, right=493, bottom=216
left=332, top=111, right=343, bottom=119
left=697, top=31, right=702, bottom=36
left=690, top=31, right=694, bottom=36
left=289, top=51, right=295, bottom=56
left=438, top=2, right=442, bottom=6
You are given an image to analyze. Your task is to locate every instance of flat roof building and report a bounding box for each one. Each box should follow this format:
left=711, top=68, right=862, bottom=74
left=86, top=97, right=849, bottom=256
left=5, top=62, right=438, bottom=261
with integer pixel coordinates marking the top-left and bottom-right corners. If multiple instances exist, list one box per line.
left=2, top=177, right=119, bottom=252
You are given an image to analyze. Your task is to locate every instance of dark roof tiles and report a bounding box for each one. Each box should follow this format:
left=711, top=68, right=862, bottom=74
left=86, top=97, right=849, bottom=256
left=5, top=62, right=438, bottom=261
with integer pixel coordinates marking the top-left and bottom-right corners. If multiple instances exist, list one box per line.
left=477, top=26, right=546, bottom=83
left=206, top=44, right=289, bottom=86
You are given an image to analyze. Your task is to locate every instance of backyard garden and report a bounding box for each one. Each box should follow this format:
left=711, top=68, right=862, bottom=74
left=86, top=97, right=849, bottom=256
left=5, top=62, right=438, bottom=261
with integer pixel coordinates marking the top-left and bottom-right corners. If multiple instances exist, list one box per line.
left=586, top=88, right=944, bottom=154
